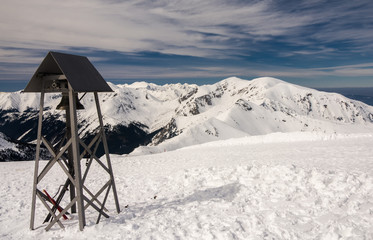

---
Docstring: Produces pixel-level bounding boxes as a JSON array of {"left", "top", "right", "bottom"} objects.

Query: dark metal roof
[{"left": 24, "top": 51, "right": 113, "bottom": 92}]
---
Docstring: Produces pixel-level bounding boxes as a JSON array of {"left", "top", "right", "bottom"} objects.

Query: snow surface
[{"left": 1, "top": 132, "right": 372, "bottom": 239}]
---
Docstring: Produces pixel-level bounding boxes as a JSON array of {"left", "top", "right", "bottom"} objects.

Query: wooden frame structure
[{"left": 24, "top": 52, "right": 120, "bottom": 231}]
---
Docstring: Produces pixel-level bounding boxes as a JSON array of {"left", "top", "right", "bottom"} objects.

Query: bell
[{"left": 56, "top": 93, "right": 85, "bottom": 110}]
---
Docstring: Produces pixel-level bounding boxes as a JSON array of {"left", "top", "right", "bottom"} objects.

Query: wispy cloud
[
  {"left": 0, "top": 49, "right": 43, "bottom": 63},
  {"left": 96, "top": 61, "right": 373, "bottom": 82},
  {"left": 0, "top": 0, "right": 373, "bottom": 87},
  {"left": 1, "top": 0, "right": 372, "bottom": 60}
]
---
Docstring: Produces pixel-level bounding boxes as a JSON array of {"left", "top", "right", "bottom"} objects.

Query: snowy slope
[
  {"left": 0, "top": 82, "right": 196, "bottom": 133},
  {"left": 0, "top": 132, "right": 372, "bottom": 239},
  {"left": 0, "top": 132, "right": 16, "bottom": 151},
  {"left": 0, "top": 81, "right": 197, "bottom": 154},
  {"left": 0, "top": 132, "right": 49, "bottom": 161},
  {"left": 1, "top": 77, "right": 373, "bottom": 156},
  {"left": 135, "top": 77, "right": 373, "bottom": 154}
]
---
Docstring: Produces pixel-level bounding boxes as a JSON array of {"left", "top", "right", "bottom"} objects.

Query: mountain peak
[
  {"left": 214, "top": 77, "right": 292, "bottom": 93},
  {"left": 219, "top": 76, "right": 246, "bottom": 83},
  {"left": 251, "top": 77, "right": 288, "bottom": 87}
]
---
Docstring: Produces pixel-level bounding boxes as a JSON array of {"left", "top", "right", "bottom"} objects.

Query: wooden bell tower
[{"left": 24, "top": 51, "right": 120, "bottom": 231}]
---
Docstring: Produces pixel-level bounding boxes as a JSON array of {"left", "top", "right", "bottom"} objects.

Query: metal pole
[
  {"left": 68, "top": 87, "right": 85, "bottom": 230},
  {"left": 94, "top": 92, "right": 120, "bottom": 213},
  {"left": 30, "top": 90, "right": 45, "bottom": 230}
]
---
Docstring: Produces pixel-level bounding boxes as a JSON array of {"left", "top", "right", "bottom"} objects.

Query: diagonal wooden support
[
  {"left": 79, "top": 138, "right": 110, "bottom": 174},
  {"left": 57, "top": 159, "right": 77, "bottom": 186},
  {"left": 83, "top": 180, "right": 110, "bottom": 212},
  {"left": 41, "top": 135, "right": 70, "bottom": 163},
  {"left": 83, "top": 189, "right": 110, "bottom": 218},
  {"left": 44, "top": 131, "right": 77, "bottom": 214},
  {"left": 36, "top": 190, "right": 65, "bottom": 229},
  {"left": 43, "top": 189, "right": 68, "bottom": 220},
  {"left": 44, "top": 178, "right": 71, "bottom": 223},
  {"left": 83, "top": 195, "right": 110, "bottom": 219},
  {"left": 83, "top": 157, "right": 94, "bottom": 183},
  {"left": 81, "top": 134, "right": 102, "bottom": 183},
  {"left": 45, "top": 197, "right": 78, "bottom": 231},
  {"left": 96, "top": 183, "right": 112, "bottom": 224},
  {"left": 55, "top": 131, "right": 68, "bottom": 151},
  {"left": 42, "top": 136, "right": 67, "bottom": 158},
  {"left": 37, "top": 138, "right": 72, "bottom": 183},
  {"left": 80, "top": 129, "right": 102, "bottom": 160}
]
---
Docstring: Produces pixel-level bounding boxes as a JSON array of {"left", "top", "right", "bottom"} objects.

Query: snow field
[{"left": 0, "top": 132, "right": 372, "bottom": 239}]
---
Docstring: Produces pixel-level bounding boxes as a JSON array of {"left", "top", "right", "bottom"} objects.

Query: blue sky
[{"left": 1, "top": 0, "right": 373, "bottom": 91}]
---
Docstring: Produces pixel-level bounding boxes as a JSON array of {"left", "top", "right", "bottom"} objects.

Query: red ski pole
[{"left": 43, "top": 189, "right": 68, "bottom": 220}]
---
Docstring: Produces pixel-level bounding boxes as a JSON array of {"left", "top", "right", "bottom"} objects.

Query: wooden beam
[
  {"left": 36, "top": 191, "right": 65, "bottom": 230},
  {"left": 94, "top": 92, "right": 121, "bottom": 213},
  {"left": 96, "top": 184, "right": 112, "bottom": 224},
  {"left": 37, "top": 138, "right": 72, "bottom": 183},
  {"left": 83, "top": 180, "right": 110, "bottom": 212},
  {"left": 82, "top": 195, "right": 110, "bottom": 219},
  {"left": 68, "top": 85, "right": 86, "bottom": 230},
  {"left": 30, "top": 90, "right": 45, "bottom": 230},
  {"left": 45, "top": 197, "right": 77, "bottom": 231}
]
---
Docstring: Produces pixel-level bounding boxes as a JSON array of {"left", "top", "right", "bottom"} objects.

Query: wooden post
[
  {"left": 65, "top": 103, "right": 76, "bottom": 213},
  {"left": 68, "top": 86, "right": 85, "bottom": 230},
  {"left": 94, "top": 92, "right": 120, "bottom": 213},
  {"left": 30, "top": 90, "right": 45, "bottom": 230}
]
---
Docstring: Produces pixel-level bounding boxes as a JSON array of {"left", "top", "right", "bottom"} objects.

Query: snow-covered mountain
[
  {"left": 141, "top": 77, "right": 373, "bottom": 153},
  {"left": 0, "top": 132, "right": 49, "bottom": 161},
  {"left": 1, "top": 77, "right": 373, "bottom": 157},
  {"left": 0, "top": 81, "right": 197, "bottom": 156}
]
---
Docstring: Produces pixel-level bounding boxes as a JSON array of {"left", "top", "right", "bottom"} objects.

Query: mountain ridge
[
  {"left": 0, "top": 77, "right": 373, "bottom": 159},
  {"left": 140, "top": 77, "right": 373, "bottom": 153}
]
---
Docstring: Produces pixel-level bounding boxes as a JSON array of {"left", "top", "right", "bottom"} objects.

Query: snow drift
[{"left": 0, "top": 132, "right": 372, "bottom": 239}]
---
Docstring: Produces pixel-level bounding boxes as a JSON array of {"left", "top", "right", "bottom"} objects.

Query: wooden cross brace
[{"left": 35, "top": 131, "right": 115, "bottom": 230}]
